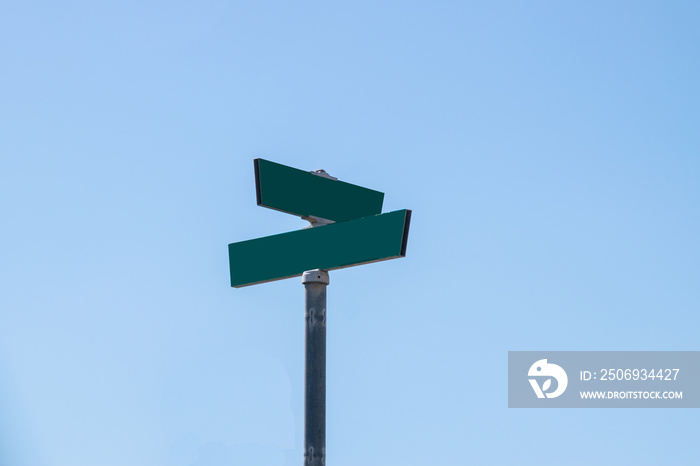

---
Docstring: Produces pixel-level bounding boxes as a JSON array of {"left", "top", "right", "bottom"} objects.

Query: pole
[{"left": 302, "top": 269, "right": 329, "bottom": 466}]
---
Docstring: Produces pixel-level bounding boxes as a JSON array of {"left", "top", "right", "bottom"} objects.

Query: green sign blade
[
  {"left": 229, "top": 209, "right": 411, "bottom": 287},
  {"left": 254, "top": 158, "right": 385, "bottom": 222}
]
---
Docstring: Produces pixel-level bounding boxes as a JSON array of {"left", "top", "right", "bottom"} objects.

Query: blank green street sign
[
  {"left": 255, "top": 158, "right": 384, "bottom": 222},
  {"left": 229, "top": 209, "right": 411, "bottom": 287}
]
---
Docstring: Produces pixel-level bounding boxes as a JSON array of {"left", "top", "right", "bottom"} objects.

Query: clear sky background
[{"left": 1, "top": 1, "right": 699, "bottom": 465}]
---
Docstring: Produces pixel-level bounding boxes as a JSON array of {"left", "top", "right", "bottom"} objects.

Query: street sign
[
  {"left": 229, "top": 209, "right": 411, "bottom": 287},
  {"left": 229, "top": 159, "right": 411, "bottom": 465},
  {"left": 255, "top": 158, "right": 385, "bottom": 222}
]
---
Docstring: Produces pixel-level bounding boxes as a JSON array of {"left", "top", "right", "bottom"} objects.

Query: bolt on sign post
[{"left": 228, "top": 159, "right": 412, "bottom": 465}]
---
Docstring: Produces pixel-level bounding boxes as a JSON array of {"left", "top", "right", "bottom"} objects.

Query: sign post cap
[{"left": 302, "top": 269, "right": 330, "bottom": 285}]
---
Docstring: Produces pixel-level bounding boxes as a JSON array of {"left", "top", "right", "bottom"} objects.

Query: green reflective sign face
[
  {"left": 255, "top": 158, "right": 384, "bottom": 222},
  {"left": 229, "top": 209, "right": 411, "bottom": 287}
]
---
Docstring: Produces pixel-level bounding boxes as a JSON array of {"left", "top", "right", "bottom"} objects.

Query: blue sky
[{"left": 1, "top": 1, "right": 699, "bottom": 465}]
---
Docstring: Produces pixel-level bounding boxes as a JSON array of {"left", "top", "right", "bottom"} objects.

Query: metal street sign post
[
  {"left": 302, "top": 269, "right": 328, "bottom": 466},
  {"left": 229, "top": 159, "right": 412, "bottom": 465}
]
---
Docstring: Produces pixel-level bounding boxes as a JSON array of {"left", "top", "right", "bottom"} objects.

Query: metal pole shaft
[{"left": 302, "top": 269, "right": 329, "bottom": 466}]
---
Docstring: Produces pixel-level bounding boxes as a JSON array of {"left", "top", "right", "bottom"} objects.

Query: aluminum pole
[{"left": 302, "top": 269, "right": 329, "bottom": 466}]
